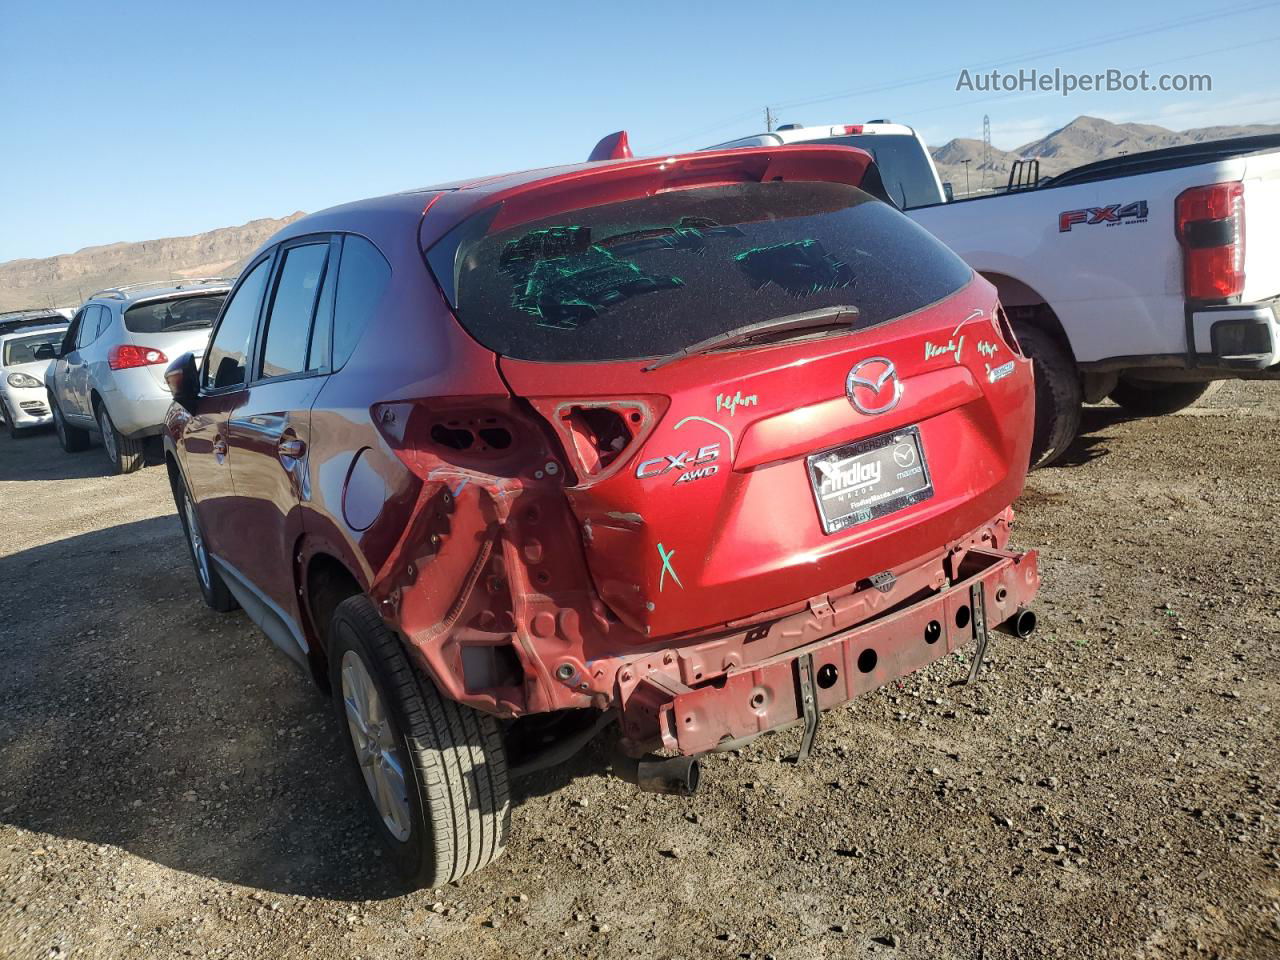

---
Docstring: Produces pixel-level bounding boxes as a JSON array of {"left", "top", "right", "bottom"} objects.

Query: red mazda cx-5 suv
[{"left": 163, "top": 144, "right": 1040, "bottom": 886}]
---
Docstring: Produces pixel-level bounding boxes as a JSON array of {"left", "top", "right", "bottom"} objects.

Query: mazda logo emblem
[{"left": 845, "top": 357, "right": 901, "bottom": 415}]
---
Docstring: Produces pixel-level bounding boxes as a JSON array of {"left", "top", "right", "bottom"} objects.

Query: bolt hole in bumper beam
[{"left": 619, "top": 547, "right": 1038, "bottom": 758}]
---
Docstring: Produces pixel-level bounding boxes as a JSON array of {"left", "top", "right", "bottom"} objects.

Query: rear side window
[
  {"left": 332, "top": 236, "right": 391, "bottom": 369},
  {"left": 205, "top": 259, "right": 270, "bottom": 389},
  {"left": 259, "top": 242, "right": 329, "bottom": 379},
  {"left": 124, "top": 294, "right": 227, "bottom": 335},
  {"left": 429, "top": 181, "right": 971, "bottom": 363}
]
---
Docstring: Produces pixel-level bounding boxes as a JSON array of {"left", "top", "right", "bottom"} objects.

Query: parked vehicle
[
  {"left": 36, "top": 279, "right": 230, "bottom": 472},
  {"left": 701, "top": 123, "right": 1280, "bottom": 464},
  {"left": 163, "top": 144, "right": 1040, "bottom": 886},
  {"left": 0, "top": 311, "right": 69, "bottom": 438}
]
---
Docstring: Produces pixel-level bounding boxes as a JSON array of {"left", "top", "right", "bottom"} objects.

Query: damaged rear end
[{"left": 385, "top": 145, "right": 1038, "bottom": 765}]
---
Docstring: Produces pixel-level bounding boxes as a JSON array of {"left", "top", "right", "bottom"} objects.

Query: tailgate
[
  {"left": 1243, "top": 150, "right": 1280, "bottom": 304},
  {"left": 501, "top": 279, "right": 1033, "bottom": 639}
]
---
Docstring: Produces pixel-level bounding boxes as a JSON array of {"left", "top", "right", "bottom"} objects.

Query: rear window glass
[
  {"left": 428, "top": 181, "right": 971, "bottom": 363},
  {"left": 4, "top": 331, "right": 65, "bottom": 366},
  {"left": 124, "top": 294, "right": 227, "bottom": 334},
  {"left": 818, "top": 135, "right": 942, "bottom": 209}
]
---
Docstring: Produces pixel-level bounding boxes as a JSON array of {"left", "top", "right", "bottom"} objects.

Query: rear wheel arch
[
  {"left": 301, "top": 548, "right": 367, "bottom": 693},
  {"left": 981, "top": 272, "right": 1076, "bottom": 361}
]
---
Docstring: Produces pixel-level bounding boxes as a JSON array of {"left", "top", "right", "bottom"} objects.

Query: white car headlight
[{"left": 6, "top": 373, "right": 42, "bottom": 389}]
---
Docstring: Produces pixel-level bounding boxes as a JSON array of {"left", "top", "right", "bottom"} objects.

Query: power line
[
  {"left": 652, "top": 0, "right": 1280, "bottom": 150},
  {"left": 773, "top": 0, "right": 1279, "bottom": 113}
]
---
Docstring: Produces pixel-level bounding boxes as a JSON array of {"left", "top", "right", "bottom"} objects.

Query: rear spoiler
[
  {"left": 422, "top": 142, "right": 894, "bottom": 252},
  {"left": 584, "top": 129, "right": 894, "bottom": 206}
]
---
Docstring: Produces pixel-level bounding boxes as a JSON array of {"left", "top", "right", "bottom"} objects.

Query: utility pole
[
  {"left": 982, "top": 114, "right": 991, "bottom": 189},
  {"left": 961, "top": 159, "right": 971, "bottom": 196},
  {"left": 765, "top": 106, "right": 776, "bottom": 133}
]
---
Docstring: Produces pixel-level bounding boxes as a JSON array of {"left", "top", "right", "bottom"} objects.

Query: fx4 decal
[{"left": 1058, "top": 201, "right": 1148, "bottom": 233}]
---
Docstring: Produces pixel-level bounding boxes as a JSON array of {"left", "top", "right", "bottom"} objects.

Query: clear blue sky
[{"left": 2, "top": 0, "right": 1278, "bottom": 263}]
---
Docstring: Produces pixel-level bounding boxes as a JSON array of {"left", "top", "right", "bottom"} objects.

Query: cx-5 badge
[{"left": 845, "top": 357, "right": 901, "bottom": 415}]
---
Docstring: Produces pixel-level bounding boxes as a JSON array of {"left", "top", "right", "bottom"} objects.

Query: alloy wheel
[
  {"left": 98, "top": 408, "right": 118, "bottom": 464},
  {"left": 340, "top": 648, "right": 412, "bottom": 841},
  {"left": 182, "top": 492, "right": 211, "bottom": 590}
]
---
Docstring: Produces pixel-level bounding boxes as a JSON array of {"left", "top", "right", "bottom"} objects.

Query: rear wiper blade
[{"left": 641, "top": 305, "right": 860, "bottom": 372}]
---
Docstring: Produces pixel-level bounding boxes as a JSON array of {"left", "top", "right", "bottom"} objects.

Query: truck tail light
[
  {"left": 108, "top": 344, "right": 168, "bottom": 370},
  {"left": 1176, "top": 181, "right": 1244, "bottom": 300},
  {"left": 841, "top": 125, "right": 863, "bottom": 135}
]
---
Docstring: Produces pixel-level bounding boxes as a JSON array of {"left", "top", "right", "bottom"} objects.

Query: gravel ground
[{"left": 1, "top": 385, "right": 1278, "bottom": 960}]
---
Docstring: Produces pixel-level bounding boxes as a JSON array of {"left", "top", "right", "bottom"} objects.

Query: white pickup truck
[{"left": 704, "top": 122, "right": 1280, "bottom": 464}]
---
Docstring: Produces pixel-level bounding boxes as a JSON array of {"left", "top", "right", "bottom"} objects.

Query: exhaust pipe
[
  {"left": 613, "top": 754, "right": 701, "bottom": 796},
  {"left": 997, "top": 608, "right": 1037, "bottom": 639}
]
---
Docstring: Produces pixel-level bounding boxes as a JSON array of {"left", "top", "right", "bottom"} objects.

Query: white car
[
  {"left": 40, "top": 279, "right": 230, "bottom": 472},
  {"left": 702, "top": 122, "right": 1280, "bottom": 463},
  {"left": 0, "top": 314, "right": 69, "bottom": 439}
]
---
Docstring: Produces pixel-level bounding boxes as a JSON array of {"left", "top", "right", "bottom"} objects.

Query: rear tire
[
  {"left": 1109, "top": 378, "right": 1216, "bottom": 417},
  {"left": 172, "top": 475, "right": 238, "bottom": 612},
  {"left": 51, "top": 396, "right": 89, "bottom": 452},
  {"left": 328, "top": 595, "right": 510, "bottom": 887},
  {"left": 1014, "top": 323, "right": 1082, "bottom": 468},
  {"left": 97, "top": 403, "right": 144, "bottom": 474}
]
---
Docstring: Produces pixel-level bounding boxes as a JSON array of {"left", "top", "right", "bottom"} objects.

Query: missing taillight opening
[
  {"left": 561, "top": 406, "right": 634, "bottom": 475},
  {"left": 994, "top": 305, "right": 1023, "bottom": 356}
]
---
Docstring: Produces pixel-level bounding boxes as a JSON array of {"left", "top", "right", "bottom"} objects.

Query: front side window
[
  {"left": 259, "top": 242, "right": 329, "bottom": 379},
  {"left": 204, "top": 258, "right": 271, "bottom": 389},
  {"left": 62, "top": 312, "right": 84, "bottom": 354},
  {"left": 76, "top": 306, "right": 102, "bottom": 350},
  {"left": 428, "top": 180, "right": 972, "bottom": 363},
  {"left": 332, "top": 236, "right": 391, "bottom": 369}
]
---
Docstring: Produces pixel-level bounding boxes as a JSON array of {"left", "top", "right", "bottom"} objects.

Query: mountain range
[
  {"left": 930, "top": 115, "right": 1280, "bottom": 195},
  {"left": 4, "top": 115, "right": 1280, "bottom": 311}
]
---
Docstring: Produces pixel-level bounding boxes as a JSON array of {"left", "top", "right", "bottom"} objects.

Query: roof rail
[{"left": 89, "top": 277, "right": 233, "bottom": 300}]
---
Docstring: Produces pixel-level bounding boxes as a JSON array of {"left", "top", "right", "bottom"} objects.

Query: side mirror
[
  {"left": 33, "top": 343, "right": 58, "bottom": 360},
  {"left": 164, "top": 352, "right": 199, "bottom": 413},
  {"left": 942, "top": 181, "right": 955, "bottom": 202}
]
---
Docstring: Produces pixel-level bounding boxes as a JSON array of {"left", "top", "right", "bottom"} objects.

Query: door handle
[
  {"left": 278, "top": 438, "right": 307, "bottom": 459},
  {"left": 212, "top": 438, "right": 227, "bottom": 458}
]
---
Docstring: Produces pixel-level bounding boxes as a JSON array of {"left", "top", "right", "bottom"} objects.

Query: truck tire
[
  {"left": 173, "top": 476, "right": 238, "bottom": 612},
  {"left": 97, "top": 403, "right": 144, "bottom": 474},
  {"left": 328, "top": 594, "right": 510, "bottom": 886},
  {"left": 51, "top": 396, "right": 90, "bottom": 452},
  {"left": 1109, "top": 378, "right": 1215, "bottom": 417},
  {"left": 1013, "top": 323, "right": 1082, "bottom": 468}
]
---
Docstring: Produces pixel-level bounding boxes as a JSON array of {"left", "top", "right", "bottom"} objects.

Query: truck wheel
[
  {"left": 51, "top": 397, "right": 90, "bottom": 452},
  {"left": 328, "top": 594, "right": 510, "bottom": 887},
  {"left": 97, "top": 404, "right": 144, "bottom": 474},
  {"left": 1109, "top": 378, "right": 1216, "bottom": 417},
  {"left": 1014, "top": 324, "right": 1082, "bottom": 468},
  {"left": 173, "top": 478, "right": 238, "bottom": 612}
]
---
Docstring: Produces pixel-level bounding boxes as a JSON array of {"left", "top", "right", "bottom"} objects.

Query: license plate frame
[{"left": 806, "top": 426, "right": 933, "bottom": 535}]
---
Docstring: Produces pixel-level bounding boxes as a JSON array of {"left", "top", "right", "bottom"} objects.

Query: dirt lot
[{"left": 1, "top": 385, "right": 1278, "bottom": 960}]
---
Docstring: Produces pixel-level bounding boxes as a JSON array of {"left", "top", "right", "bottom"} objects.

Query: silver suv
[{"left": 41, "top": 279, "right": 230, "bottom": 473}]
